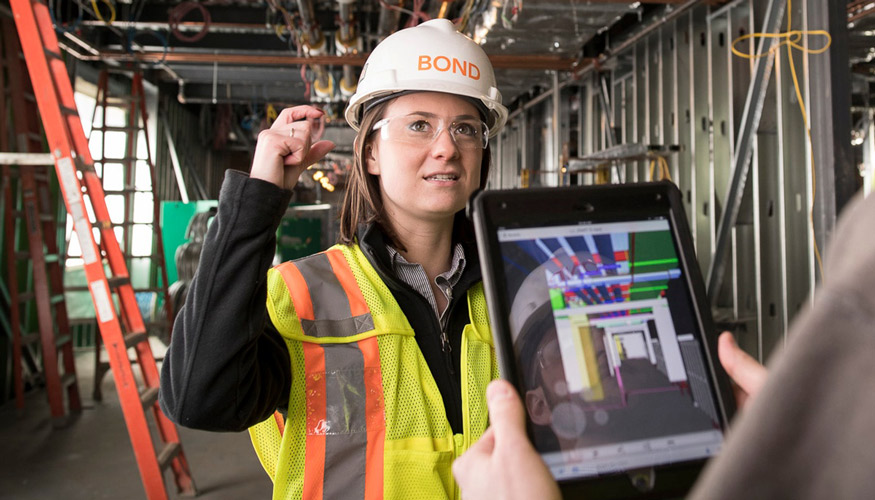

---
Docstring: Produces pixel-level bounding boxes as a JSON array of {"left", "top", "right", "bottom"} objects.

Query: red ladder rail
[
  {"left": 10, "top": 0, "right": 197, "bottom": 497},
  {"left": 88, "top": 70, "right": 176, "bottom": 401},
  {"left": 131, "top": 73, "right": 174, "bottom": 335},
  {"left": 1, "top": 16, "right": 80, "bottom": 424}
]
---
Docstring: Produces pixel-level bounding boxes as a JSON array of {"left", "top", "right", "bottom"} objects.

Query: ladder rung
[
  {"left": 60, "top": 373, "right": 77, "bottom": 388},
  {"left": 95, "top": 125, "right": 139, "bottom": 132},
  {"left": 98, "top": 157, "right": 140, "bottom": 163},
  {"left": 140, "top": 386, "right": 159, "bottom": 409},
  {"left": 26, "top": 132, "right": 42, "bottom": 142},
  {"left": 105, "top": 96, "right": 138, "bottom": 104},
  {"left": 107, "top": 277, "right": 130, "bottom": 289},
  {"left": 103, "top": 102, "right": 140, "bottom": 110},
  {"left": 60, "top": 105, "right": 78, "bottom": 116},
  {"left": 45, "top": 253, "right": 62, "bottom": 263},
  {"left": 39, "top": 214, "right": 54, "bottom": 221},
  {"left": 33, "top": 172, "right": 49, "bottom": 182},
  {"left": 44, "top": 48, "right": 63, "bottom": 61},
  {"left": 157, "top": 442, "right": 182, "bottom": 471},
  {"left": 22, "top": 332, "right": 40, "bottom": 345},
  {"left": 55, "top": 334, "right": 72, "bottom": 347},
  {"left": 24, "top": 93, "right": 37, "bottom": 104},
  {"left": 50, "top": 293, "right": 66, "bottom": 305},
  {"left": 124, "top": 330, "right": 148, "bottom": 349}
]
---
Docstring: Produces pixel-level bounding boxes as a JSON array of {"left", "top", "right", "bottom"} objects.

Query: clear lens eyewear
[{"left": 372, "top": 114, "right": 489, "bottom": 150}]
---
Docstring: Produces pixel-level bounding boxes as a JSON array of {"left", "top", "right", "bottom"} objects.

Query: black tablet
[{"left": 469, "top": 182, "right": 735, "bottom": 499}]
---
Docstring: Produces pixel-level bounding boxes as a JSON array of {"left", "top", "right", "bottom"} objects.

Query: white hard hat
[{"left": 345, "top": 19, "right": 507, "bottom": 137}]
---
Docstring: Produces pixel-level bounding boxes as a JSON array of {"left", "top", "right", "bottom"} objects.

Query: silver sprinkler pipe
[
  {"left": 377, "top": 0, "right": 401, "bottom": 40},
  {"left": 336, "top": 0, "right": 361, "bottom": 98},
  {"left": 296, "top": 0, "right": 332, "bottom": 96}
]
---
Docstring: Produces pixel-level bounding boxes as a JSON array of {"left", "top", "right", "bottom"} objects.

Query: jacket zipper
[
  {"left": 440, "top": 287, "right": 456, "bottom": 376},
  {"left": 364, "top": 244, "right": 464, "bottom": 426}
]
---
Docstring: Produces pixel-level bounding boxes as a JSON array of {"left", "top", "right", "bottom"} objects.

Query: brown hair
[{"left": 338, "top": 97, "right": 492, "bottom": 247}]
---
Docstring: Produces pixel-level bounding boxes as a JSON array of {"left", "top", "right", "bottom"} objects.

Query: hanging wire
[
  {"left": 378, "top": 0, "right": 430, "bottom": 26},
  {"left": 300, "top": 64, "right": 312, "bottom": 101},
  {"left": 731, "top": 0, "right": 831, "bottom": 281},
  {"left": 501, "top": 0, "right": 522, "bottom": 29},
  {"left": 437, "top": 0, "right": 452, "bottom": 19},
  {"left": 129, "top": 0, "right": 148, "bottom": 23},
  {"left": 61, "top": 0, "right": 154, "bottom": 68},
  {"left": 405, "top": 0, "right": 431, "bottom": 28},
  {"left": 456, "top": 0, "right": 475, "bottom": 30},
  {"left": 127, "top": 29, "right": 169, "bottom": 66},
  {"left": 49, "top": 0, "right": 84, "bottom": 33},
  {"left": 648, "top": 155, "right": 672, "bottom": 182},
  {"left": 168, "top": 1, "right": 212, "bottom": 43},
  {"left": 265, "top": 0, "right": 301, "bottom": 50},
  {"left": 90, "top": 0, "right": 116, "bottom": 25}
]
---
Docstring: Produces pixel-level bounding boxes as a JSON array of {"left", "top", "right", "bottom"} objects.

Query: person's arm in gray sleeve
[{"left": 159, "top": 169, "right": 292, "bottom": 432}]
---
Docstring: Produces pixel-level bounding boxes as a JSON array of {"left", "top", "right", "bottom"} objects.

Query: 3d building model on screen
[{"left": 499, "top": 220, "right": 723, "bottom": 477}]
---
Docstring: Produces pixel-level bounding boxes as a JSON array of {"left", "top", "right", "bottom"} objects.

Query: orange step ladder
[
  {"left": 87, "top": 69, "right": 175, "bottom": 401},
  {"left": 1, "top": 15, "right": 80, "bottom": 425},
  {"left": 10, "top": 0, "right": 197, "bottom": 497}
]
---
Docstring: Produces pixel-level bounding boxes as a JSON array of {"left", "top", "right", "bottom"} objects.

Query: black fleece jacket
[{"left": 159, "top": 170, "right": 480, "bottom": 434}]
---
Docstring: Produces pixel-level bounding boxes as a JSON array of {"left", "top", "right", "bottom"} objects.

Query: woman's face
[{"left": 365, "top": 92, "right": 484, "bottom": 227}]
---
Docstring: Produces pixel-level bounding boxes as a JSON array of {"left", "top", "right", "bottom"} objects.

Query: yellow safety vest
[{"left": 249, "top": 243, "right": 499, "bottom": 500}]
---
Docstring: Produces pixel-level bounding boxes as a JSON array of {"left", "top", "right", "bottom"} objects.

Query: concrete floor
[{"left": 0, "top": 345, "right": 273, "bottom": 500}]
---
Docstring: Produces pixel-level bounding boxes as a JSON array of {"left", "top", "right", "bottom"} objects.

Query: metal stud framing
[{"left": 494, "top": 0, "right": 854, "bottom": 363}]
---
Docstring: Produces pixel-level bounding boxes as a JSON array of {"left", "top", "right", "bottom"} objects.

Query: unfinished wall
[{"left": 494, "top": 0, "right": 860, "bottom": 363}]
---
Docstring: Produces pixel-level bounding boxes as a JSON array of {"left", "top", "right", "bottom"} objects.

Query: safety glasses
[{"left": 372, "top": 113, "right": 489, "bottom": 150}]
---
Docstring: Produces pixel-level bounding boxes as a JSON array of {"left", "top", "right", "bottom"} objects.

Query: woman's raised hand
[{"left": 249, "top": 105, "right": 336, "bottom": 190}]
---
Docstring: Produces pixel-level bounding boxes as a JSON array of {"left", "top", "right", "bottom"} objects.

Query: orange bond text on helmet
[{"left": 417, "top": 55, "right": 481, "bottom": 80}]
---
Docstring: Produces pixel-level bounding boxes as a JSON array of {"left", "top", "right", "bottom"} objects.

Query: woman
[{"left": 159, "top": 19, "right": 508, "bottom": 500}]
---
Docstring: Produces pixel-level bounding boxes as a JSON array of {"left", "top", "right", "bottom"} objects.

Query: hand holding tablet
[{"left": 469, "top": 182, "right": 736, "bottom": 498}]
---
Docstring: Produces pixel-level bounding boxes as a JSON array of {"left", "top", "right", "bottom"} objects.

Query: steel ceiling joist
[
  {"left": 45, "top": 0, "right": 657, "bottom": 105},
  {"left": 92, "top": 50, "right": 580, "bottom": 71}
]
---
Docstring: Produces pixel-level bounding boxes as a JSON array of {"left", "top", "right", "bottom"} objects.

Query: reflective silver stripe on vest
[
  {"left": 295, "top": 253, "right": 375, "bottom": 338},
  {"left": 322, "top": 342, "right": 368, "bottom": 500}
]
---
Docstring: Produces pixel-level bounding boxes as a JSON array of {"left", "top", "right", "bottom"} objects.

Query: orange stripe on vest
[
  {"left": 325, "top": 248, "right": 370, "bottom": 317},
  {"left": 302, "top": 342, "right": 326, "bottom": 499},
  {"left": 276, "top": 262, "right": 315, "bottom": 321}
]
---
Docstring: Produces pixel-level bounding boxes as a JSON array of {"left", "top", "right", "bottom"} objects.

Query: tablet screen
[{"left": 497, "top": 216, "right": 724, "bottom": 481}]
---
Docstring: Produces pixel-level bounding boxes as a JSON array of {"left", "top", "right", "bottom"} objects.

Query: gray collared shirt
[{"left": 386, "top": 243, "right": 466, "bottom": 329}]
